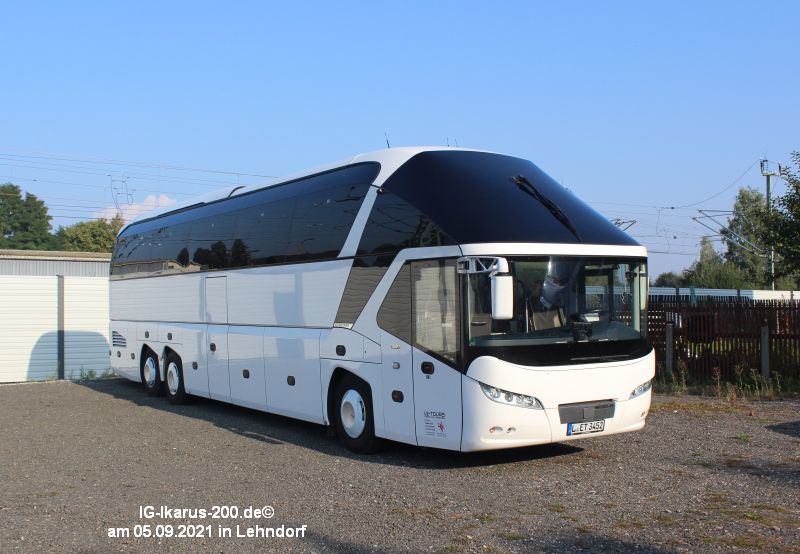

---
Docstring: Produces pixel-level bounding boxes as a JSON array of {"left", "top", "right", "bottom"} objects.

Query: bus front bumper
[{"left": 460, "top": 370, "right": 653, "bottom": 452}]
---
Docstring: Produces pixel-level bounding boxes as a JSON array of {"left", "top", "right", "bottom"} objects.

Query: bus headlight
[
  {"left": 479, "top": 382, "right": 543, "bottom": 409},
  {"left": 629, "top": 380, "right": 652, "bottom": 399}
]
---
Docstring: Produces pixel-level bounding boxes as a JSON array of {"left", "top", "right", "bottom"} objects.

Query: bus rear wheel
[
  {"left": 141, "top": 350, "right": 163, "bottom": 396},
  {"left": 165, "top": 353, "right": 190, "bottom": 405},
  {"left": 334, "top": 374, "right": 381, "bottom": 454}
]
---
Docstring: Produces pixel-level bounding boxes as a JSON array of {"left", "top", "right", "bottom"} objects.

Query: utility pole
[{"left": 760, "top": 159, "right": 778, "bottom": 290}]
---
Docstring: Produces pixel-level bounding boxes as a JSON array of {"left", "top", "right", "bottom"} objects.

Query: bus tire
[
  {"left": 334, "top": 374, "right": 381, "bottom": 454},
  {"left": 164, "top": 352, "right": 190, "bottom": 405},
  {"left": 141, "top": 350, "right": 164, "bottom": 396}
]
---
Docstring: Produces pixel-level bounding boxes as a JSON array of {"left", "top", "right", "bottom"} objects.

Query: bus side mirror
[
  {"left": 491, "top": 273, "right": 514, "bottom": 320},
  {"left": 457, "top": 256, "right": 515, "bottom": 321}
]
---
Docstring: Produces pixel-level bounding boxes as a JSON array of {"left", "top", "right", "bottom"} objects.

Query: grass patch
[
  {"left": 547, "top": 503, "right": 567, "bottom": 513},
  {"left": 734, "top": 433, "right": 752, "bottom": 443},
  {"left": 718, "top": 454, "right": 760, "bottom": 470},
  {"left": 705, "top": 491, "right": 729, "bottom": 503},
  {"left": 476, "top": 513, "right": 497, "bottom": 524},
  {"left": 389, "top": 507, "right": 438, "bottom": 519},
  {"left": 615, "top": 519, "right": 646, "bottom": 529},
  {"left": 654, "top": 514, "right": 676, "bottom": 525},
  {"left": 750, "top": 504, "right": 790, "bottom": 514},
  {"left": 498, "top": 532, "right": 526, "bottom": 541},
  {"left": 655, "top": 363, "right": 800, "bottom": 401},
  {"left": 650, "top": 398, "right": 741, "bottom": 414},
  {"left": 719, "top": 508, "right": 767, "bottom": 523},
  {"left": 712, "top": 534, "right": 768, "bottom": 549}
]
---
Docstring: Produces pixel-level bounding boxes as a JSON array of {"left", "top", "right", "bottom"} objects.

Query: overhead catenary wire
[
  {"left": 666, "top": 158, "right": 761, "bottom": 209},
  {"left": 0, "top": 149, "right": 276, "bottom": 179},
  {"left": 0, "top": 159, "right": 253, "bottom": 188},
  {"left": 0, "top": 174, "right": 195, "bottom": 196}
]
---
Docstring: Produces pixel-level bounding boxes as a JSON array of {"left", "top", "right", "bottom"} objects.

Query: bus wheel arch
[
  {"left": 328, "top": 369, "right": 381, "bottom": 454},
  {"left": 140, "top": 345, "right": 163, "bottom": 396},
  {"left": 163, "top": 348, "right": 190, "bottom": 405}
]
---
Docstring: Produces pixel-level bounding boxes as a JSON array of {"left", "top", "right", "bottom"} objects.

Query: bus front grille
[{"left": 558, "top": 400, "right": 615, "bottom": 424}]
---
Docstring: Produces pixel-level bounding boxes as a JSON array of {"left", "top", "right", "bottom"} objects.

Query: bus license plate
[{"left": 567, "top": 420, "right": 605, "bottom": 436}]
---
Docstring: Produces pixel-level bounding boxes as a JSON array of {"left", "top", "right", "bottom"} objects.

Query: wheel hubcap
[
  {"left": 166, "top": 362, "right": 179, "bottom": 395},
  {"left": 144, "top": 357, "right": 157, "bottom": 387},
  {"left": 340, "top": 389, "right": 366, "bottom": 438}
]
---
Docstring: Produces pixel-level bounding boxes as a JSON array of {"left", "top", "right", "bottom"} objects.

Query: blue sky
[{"left": 1, "top": 1, "right": 798, "bottom": 277}]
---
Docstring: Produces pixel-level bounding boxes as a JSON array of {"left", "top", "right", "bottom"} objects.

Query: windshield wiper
[{"left": 510, "top": 175, "right": 581, "bottom": 240}]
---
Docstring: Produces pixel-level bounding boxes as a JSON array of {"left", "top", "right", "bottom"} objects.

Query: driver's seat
[{"left": 531, "top": 308, "right": 565, "bottom": 330}]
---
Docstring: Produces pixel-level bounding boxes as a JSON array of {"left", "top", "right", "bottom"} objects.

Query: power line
[
  {"left": 667, "top": 158, "right": 761, "bottom": 209},
  {"left": 0, "top": 149, "right": 276, "bottom": 179},
  {"left": 0, "top": 174, "right": 194, "bottom": 196},
  {"left": 647, "top": 250, "right": 698, "bottom": 255},
  {"left": 0, "top": 158, "right": 255, "bottom": 188}
]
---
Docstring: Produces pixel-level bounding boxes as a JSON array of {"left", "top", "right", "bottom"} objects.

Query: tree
[
  {"left": 0, "top": 183, "right": 53, "bottom": 250},
  {"left": 58, "top": 214, "right": 125, "bottom": 253},
  {"left": 682, "top": 237, "right": 750, "bottom": 289},
  {"left": 765, "top": 151, "right": 800, "bottom": 283},
  {"left": 723, "top": 187, "right": 769, "bottom": 288},
  {"left": 653, "top": 271, "right": 685, "bottom": 288}
]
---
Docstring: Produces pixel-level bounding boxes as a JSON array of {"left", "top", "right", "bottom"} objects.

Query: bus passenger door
[
  {"left": 410, "top": 260, "right": 463, "bottom": 450},
  {"left": 205, "top": 276, "right": 230, "bottom": 402}
]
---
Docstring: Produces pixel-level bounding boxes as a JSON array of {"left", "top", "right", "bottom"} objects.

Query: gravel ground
[{"left": 0, "top": 378, "right": 798, "bottom": 554}]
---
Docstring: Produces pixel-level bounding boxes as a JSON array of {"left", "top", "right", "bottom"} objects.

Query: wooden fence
[{"left": 648, "top": 298, "right": 800, "bottom": 381}]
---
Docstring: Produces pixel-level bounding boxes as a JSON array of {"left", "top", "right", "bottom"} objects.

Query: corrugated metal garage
[
  {"left": 0, "top": 250, "right": 111, "bottom": 383},
  {"left": 0, "top": 249, "right": 110, "bottom": 277}
]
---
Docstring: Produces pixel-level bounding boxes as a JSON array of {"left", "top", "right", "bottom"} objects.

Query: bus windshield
[{"left": 465, "top": 257, "right": 649, "bottom": 365}]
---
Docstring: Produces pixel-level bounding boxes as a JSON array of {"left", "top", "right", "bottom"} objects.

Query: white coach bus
[{"left": 110, "top": 148, "right": 653, "bottom": 453}]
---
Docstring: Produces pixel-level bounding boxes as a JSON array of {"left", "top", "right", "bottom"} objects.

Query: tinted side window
[
  {"left": 356, "top": 191, "right": 455, "bottom": 257},
  {"left": 377, "top": 263, "right": 412, "bottom": 344},
  {"left": 112, "top": 230, "right": 153, "bottom": 275},
  {"left": 111, "top": 162, "right": 380, "bottom": 277},
  {"left": 189, "top": 212, "right": 236, "bottom": 270},
  {"left": 168, "top": 223, "right": 192, "bottom": 268},
  {"left": 112, "top": 213, "right": 193, "bottom": 276},
  {"left": 232, "top": 196, "right": 294, "bottom": 267},
  {"left": 286, "top": 183, "right": 370, "bottom": 263}
]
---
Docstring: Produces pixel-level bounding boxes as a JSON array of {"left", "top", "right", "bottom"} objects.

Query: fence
[{"left": 648, "top": 298, "right": 800, "bottom": 382}]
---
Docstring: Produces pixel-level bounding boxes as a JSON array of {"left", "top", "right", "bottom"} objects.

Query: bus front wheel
[{"left": 334, "top": 374, "right": 380, "bottom": 454}]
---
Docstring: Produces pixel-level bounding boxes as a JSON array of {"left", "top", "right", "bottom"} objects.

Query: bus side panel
[
  {"left": 110, "top": 275, "right": 204, "bottom": 323},
  {"left": 264, "top": 328, "right": 324, "bottom": 424},
  {"left": 173, "top": 323, "right": 209, "bottom": 399},
  {"left": 228, "top": 326, "right": 267, "bottom": 410},
  {"left": 226, "top": 261, "right": 352, "bottom": 328},
  {"left": 207, "top": 324, "right": 230, "bottom": 402},
  {"left": 109, "top": 320, "right": 138, "bottom": 381}
]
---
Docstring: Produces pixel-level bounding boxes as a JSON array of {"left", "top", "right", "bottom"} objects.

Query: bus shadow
[
  {"left": 767, "top": 420, "right": 800, "bottom": 438},
  {"left": 78, "top": 378, "right": 583, "bottom": 469}
]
